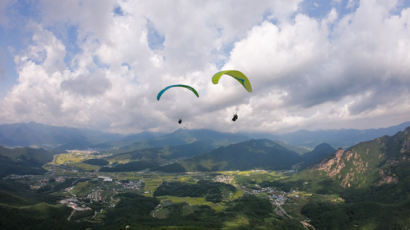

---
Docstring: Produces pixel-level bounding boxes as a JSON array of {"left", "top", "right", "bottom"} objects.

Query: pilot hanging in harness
[{"left": 232, "top": 114, "right": 238, "bottom": 122}]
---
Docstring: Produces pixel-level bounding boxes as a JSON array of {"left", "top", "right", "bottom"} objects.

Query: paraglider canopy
[
  {"left": 211, "top": 70, "right": 252, "bottom": 92},
  {"left": 157, "top": 84, "right": 198, "bottom": 125},
  {"left": 157, "top": 84, "right": 199, "bottom": 101}
]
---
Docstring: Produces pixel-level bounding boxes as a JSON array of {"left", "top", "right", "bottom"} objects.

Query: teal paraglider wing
[{"left": 157, "top": 84, "right": 199, "bottom": 101}]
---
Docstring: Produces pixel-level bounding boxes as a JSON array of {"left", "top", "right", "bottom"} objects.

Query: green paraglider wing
[
  {"left": 211, "top": 70, "right": 252, "bottom": 92},
  {"left": 157, "top": 84, "right": 199, "bottom": 101}
]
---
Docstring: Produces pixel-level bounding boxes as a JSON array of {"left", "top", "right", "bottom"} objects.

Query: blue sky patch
[
  {"left": 93, "top": 56, "right": 109, "bottom": 70},
  {"left": 64, "top": 25, "right": 81, "bottom": 70},
  {"left": 113, "top": 6, "right": 124, "bottom": 16},
  {"left": 300, "top": 0, "right": 360, "bottom": 19},
  {"left": 0, "top": 27, "right": 23, "bottom": 98},
  {"left": 146, "top": 19, "right": 165, "bottom": 50}
]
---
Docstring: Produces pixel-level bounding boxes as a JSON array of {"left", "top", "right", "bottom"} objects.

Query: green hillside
[
  {"left": 0, "top": 180, "right": 88, "bottom": 229},
  {"left": 300, "top": 143, "right": 336, "bottom": 169},
  {"left": 316, "top": 127, "right": 410, "bottom": 188},
  {"left": 108, "top": 141, "right": 214, "bottom": 163},
  {"left": 182, "top": 139, "right": 302, "bottom": 171},
  {"left": 293, "top": 127, "right": 410, "bottom": 229},
  {"left": 0, "top": 146, "right": 53, "bottom": 177}
]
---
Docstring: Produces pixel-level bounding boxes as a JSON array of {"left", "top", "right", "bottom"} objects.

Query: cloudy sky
[{"left": 0, "top": 0, "right": 410, "bottom": 134}]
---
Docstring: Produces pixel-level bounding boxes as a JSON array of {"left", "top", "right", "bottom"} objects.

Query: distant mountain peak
[
  {"left": 314, "top": 143, "right": 333, "bottom": 149},
  {"left": 247, "top": 121, "right": 410, "bottom": 148},
  {"left": 0, "top": 122, "right": 122, "bottom": 149}
]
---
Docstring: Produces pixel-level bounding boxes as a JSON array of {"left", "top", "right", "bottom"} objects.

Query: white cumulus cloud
[{"left": 1, "top": 0, "right": 410, "bottom": 134}]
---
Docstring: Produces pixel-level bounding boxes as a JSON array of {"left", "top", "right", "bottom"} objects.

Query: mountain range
[
  {"left": 1, "top": 121, "right": 409, "bottom": 151},
  {"left": 0, "top": 122, "right": 122, "bottom": 149},
  {"left": 1, "top": 121, "right": 409, "bottom": 187},
  {"left": 258, "top": 121, "right": 410, "bottom": 148},
  {"left": 114, "top": 129, "right": 248, "bottom": 153}
]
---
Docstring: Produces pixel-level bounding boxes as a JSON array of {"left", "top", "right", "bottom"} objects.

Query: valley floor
[{"left": 1, "top": 149, "right": 409, "bottom": 230}]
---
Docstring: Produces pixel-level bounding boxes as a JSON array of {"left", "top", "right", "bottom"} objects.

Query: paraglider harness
[
  {"left": 232, "top": 114, "right": 238, "bottom": 122},
  {"left": 178, "top": 118, "right": 182, "bottom": 124}
]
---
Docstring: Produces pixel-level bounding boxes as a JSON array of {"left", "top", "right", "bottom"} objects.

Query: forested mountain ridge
[
  {"left": 0, "top": 146, "right": 53, "bottom": 176},
  {"left": 116, "top": 128, "right": 249, "bottom": 153},
  {"left": 2, "top": 121, "right": 409, "bottom": 152},
  {"left": 182, "top": 139, "right": 302, "bottom": 171},
  {"left": 316, "top": 126, "right": 410, "bottom": 188},
  {"left": 299, "top": 143, "right": 336, "bottom": 169}
]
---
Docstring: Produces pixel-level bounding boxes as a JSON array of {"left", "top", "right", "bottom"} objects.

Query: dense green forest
[
  {"left": 154, "top": 180, "right": 236, "bottom": 203},
  {"left": 0, "top": 146, "right": 53, "bottom": 177}
]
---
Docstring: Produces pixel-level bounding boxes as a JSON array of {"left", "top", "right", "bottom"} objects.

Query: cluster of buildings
[
  {"left": 5, "top": 172, "right": 146, "bottom": 220},
  {"left": 95, "top": 176, "right": 144, "bottom": 191},
  {"left": 60, "top": 177, "right": 145, "bottom": 210},
  {"left": 4, "top": 174, "right": 52, "bottom": 190},
  {"left": 214, "top": 175, "right": 234, "bottom": 183},
  {"left": 60, "top": 197, "right": 91, "bottom": 211},
  {"left": 121, "top": 180, "right": 144, "bottom": 190},
  {"left": 271, "top": 193, "right": 287, "bottom": 206},
  {"left": 97, "top": 175, "right": 113, "bottom": 182},
  {"left": 3, "top": 174, "right": 32, "bottom": 180},
  {"left": 55, "top": 176, "right": 66, "bottom": 183},
  {"left": 244, "top": 186, "right": 290, "bottom": 207},
  {"left": 87, "top": 189, "right": 103, "bottom": 202}
]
